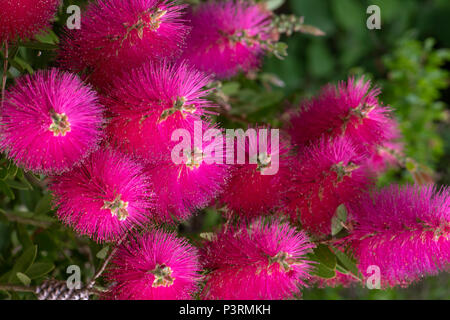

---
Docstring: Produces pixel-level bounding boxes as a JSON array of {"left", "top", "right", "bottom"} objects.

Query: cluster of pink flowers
[{"left": 1, "top": 0, "right": 448, "bottom": 300}]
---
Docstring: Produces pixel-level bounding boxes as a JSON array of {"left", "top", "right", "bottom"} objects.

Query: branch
[
  {"left": 2, "top": 211, "right": 53, "bottom": 228},
  {"left": 88, "top": 231, "right": 129, "bottom": 288},
  {"left": 0, "top": 284, "right": 36, "bottom": 293}
]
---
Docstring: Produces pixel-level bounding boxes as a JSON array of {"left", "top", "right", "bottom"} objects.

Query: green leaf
[
  {"left": 7, "top": 163, "right": 18, "bottom": 178},
  {"left": 26, "top": 263, "right": 55, "bottom": 279},
  {"left": 15, "top": 272, "right": 31, "bottom": 286},
  {"left": 331, "top": 204, "right": 348, "bottom": 236},
  {"left": 265, "top": 0, "right": 285, "bottom": 11},
  {"left": 16, "top": 224, "right": 33, "bottom": 249},
  {"left": 336, "top": 262, "right": 350, "bottom": 275},
  {"left": 312, "top": 263, "right": 336, "bottom": 279},
  {"left": 35, "top": 194, "right": 53, "bottom": 216},
  {"left": 6, "top": 179, "right": 31, "bottom": 190},
  {"left": 96, "top": 246, "right": 110, "bottom": 260},
  {"left": 19, "top": 41, "right": 58, "bottom": 51},
  {"left": 0, "top": 166, "right": 8, "bottom": 180},
  {"left": 0, "top": 180, "right": 15, "bottom": 199},
  {"left": 313, "top": 244, "right": 337, "bottom": 269},
  {"left": 13, "top": 56, "right": 33, "bottom": 74},
  {"left": 332, "top": 246, "right": 361, "bottom": 279},
  {"left": 10, "top": 245, "right": 37, "bottom": 279}
]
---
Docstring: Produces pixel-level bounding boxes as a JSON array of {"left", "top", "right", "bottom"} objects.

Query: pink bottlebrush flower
[
  {"left": 310, "top": 271, "right": 359, "bottom": 289},
  {"left": 105, "top": 229, "right": 201, "bottom": 300},
  {"left": 219, "top": 128, "right": 295, "bottom": 219},
  {"left": 0, "top": 0, "right": 60, "bottom": 42},
  {"left": 0, "top": 69, "right": 104, "bottom": 175},
  {"left": 105, "top": 61, "right": 214, "bottom": 163},
  {"left": 365, "top": 119, "right": 403, "bottom": 173},
  {"left": 348, "top": 184, "right": 450, "bottom": 287},
  {"left": 49, "top": 148, "right": 153, "bottom": 242},
  {"left": 286, "top": 137, "right": 372, "bottom": 236},
  {"left": 145, "top": 124, "right": 229, "bottom": 222},
  {"left": 287, "top": 77, "right": 392, "bottom": 154},
  {"left": 59, "top": 0, "right": 189, "bottom": 88},
  {"left": 201, "top": 218, "right": 315, "bottom": 300},
  {"left": 181, "top": 0, "right": 273, "bottom": 79}
]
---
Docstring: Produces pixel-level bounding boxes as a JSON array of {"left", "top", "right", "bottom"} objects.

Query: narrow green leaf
[
  {"left": 16, "top": 224, "right": 33, "bottom": 249},
  {"left": 0, "top": 180, "right": 15, "bottom": 199},
  {"left": 9, "top": 245, "right": 37, "bottom": 282},
  {"left": 331, "top": 204, "right": 348, "bottom": 236},
  {"left": 313, "top": 244, "right": 337, "bottom": 269},
  {"left": 7, "top": 163, "right": 18, "bottom": 178},
  {"left": 96, "top": 246, "right": 110, "bottom": 260},
  {"left": 336, "top": 262, "right": 350, "bottom": 275},
  {"left": 15, "top": 272, "right": 31, "bottom": 286},
  {"left": 332, "top": 246, "right": 361, "bottom": 279},
  {"left": 6, "top": 179, "right": 30, "bottom": 190},
  {"left": 35, "top": 194, "right": 53, "bottom": 216},
  {"left": 13, "top": 56, "right": 33, "bottom": 74},
  {"left": 265, "top": 0, "right": 285, "bottom": 11},
  {"left": 26, "top": 263, "right": 55, "bottom": 279},
  {"left": 19, "top": 41, "right": 58, "bottom": 51},
  {"left": 312, "top": 263, "right": 336, "bottom": 279}
]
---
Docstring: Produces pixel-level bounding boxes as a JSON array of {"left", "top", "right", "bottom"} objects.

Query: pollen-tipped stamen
[
  {"left": 149, "top": 264, "right": 175, "bottom": 288},
  {"left": 159, "top": 96, "right": 197, "bottom": 123},
  {"left": 102, "top": 195, "right": 129, "bottom": 221},
  {"left": 256, "top": 153, "right": 272, "bottom": 173},
  {"left": 268, "top": 251, "right": 301, "bottom": 272},
  {"left": 331, "top": 161, "right": 360, "bottom": 183},
  {"left": 185, "top": 147, "right": 203, "bottom": 170},
  {"left": 49, "top": 111, "right": 71, "bottom": 137}
]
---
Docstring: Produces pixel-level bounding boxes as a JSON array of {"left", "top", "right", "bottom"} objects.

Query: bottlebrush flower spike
[
  {"left": 288, "top": 77, "right": 392, "bottom": 154},
  {"left": 104, "top": 229, "right": 201, "bottom": 300},
  {"left": 58, "top": 0, "right": 189, "bottom": 88},
  {"left": 286, "top": 137, "right": 372, "bottom": 236},
  {"left": 0, "top": 0, "right": 60, "bottom": 42},
  {"left": 365, "top": 119, "right": 403, "bottom": 174},
  {"left": 105, "top": 61, "right": 214, "bottom": 163},
  {"left": 145, "top": 124, "right": 229, "bottom": 222},
  {"left": 181, "top": 0, "right": 273, "bottom": 79},
  {"left": 49, "top": 149, "right": 153, "bottom": 242},
  {"left": 310, "top": 271, "right": 359, "bottom": 289},
  {"left": 201, "top": 218, "right": 315, "bottom": 300},
  {"left": 0, "top": 69, "right": 104, "bottom": 175},
  {"left": 219, "top": 128, "right": 295, "bottom": 219},
  {"left": 348, "top": 184, "right": 450, "bottom": 287}
]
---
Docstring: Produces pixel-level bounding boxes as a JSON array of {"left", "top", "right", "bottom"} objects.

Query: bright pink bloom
[
  {"left": 105, "top": 61, "right": 214, "bottom": 163},
  {"left": 0, "top": 0, "right": 60, "bottom": 42},
  {"left": 365, "top": 119, "right": 403, "bottom": 173},
  {"left": 49, "top": 149, "right": 153, "bottom": 242},
  {"left": 348, "top": 184, "right": 450, "bottom": 287},
  {"left": 219, "top": 129, "right": 295, "bottom": 219},
  {"left": 201, "top": 218, "right": 315, "bottom": 300},
  {"left": 310, "top": 271, "right": 359, "bottom": 289},
  {"left": 286, "top": 137, "right": 372, "bottom": 236},
  {"left": 105, "top": 229, "right": 201, "bottom": 300},
  {"left": 288, "top": 77, "right": 392, "bottom": 154},
  {"left": 59, "top": 0, "right": 189, "bottom": 88},
  {"left": 182, "top": 0, "right": 272, "bottom": 79},
  {"left": 0, "top": 69, "right": 104, "bottom": 174},
  {"left": 145, "top": 125, "right": 229, "bottom": 222}
]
